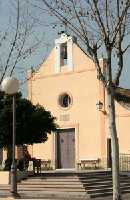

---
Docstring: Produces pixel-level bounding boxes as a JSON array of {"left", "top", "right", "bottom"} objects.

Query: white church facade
[{"left": 27, "top": 33, "right": 130, "bottom": 170}]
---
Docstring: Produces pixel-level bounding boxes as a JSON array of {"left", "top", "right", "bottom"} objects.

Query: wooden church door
[{"left": 57, "top": 128, "right": 75, "bottom": 169}]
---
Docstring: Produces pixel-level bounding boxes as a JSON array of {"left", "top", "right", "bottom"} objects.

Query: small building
[{"left": 27, "top": 33, "right": 130, "bottom": 170}]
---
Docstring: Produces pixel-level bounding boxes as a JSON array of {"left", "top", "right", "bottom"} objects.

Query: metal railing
[{"left": 119, "top": 154, "right": 130, "bottom": 172}]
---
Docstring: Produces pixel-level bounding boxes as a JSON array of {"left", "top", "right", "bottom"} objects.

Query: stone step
[
  {"left": 0, "top": 171, "right": 130, "bottom": 199},
  {"left": 39, "top": 174, "right": 112, "bottom": 179},
  {"left": 17, "top": 185, "right": 85, "bottom": 190},
  {"left": 91, "top": 187, "right": 130, "bottom": 197},
  {"left": 0, "top": 192, "right": 90, "bottom": 200},
  {"left": 122, "top": 189, "right": 130, "bottom": 193},
  {"left": 79, "top": 175, "right": 129, "bottom": 180},
  {"left": 23, "top": 178, "right": 80, "bottom": 182},
  {"left": 84, "top": 182, "right": 130, "bottom": 189},
  {"left": 19, "top": 181, "right": 83, "bottom": 185},
  {"left": 19, "top": 193, "right": 88, "bottom": 199},
  {"left": 39, "top": 171, "right": 110, "bottom": 175},
  {"left": 91, "top": 190, "right": 130, "bottom": 198},
  {"left": 79, "top": 173, "right": 130, "bottom": 198},
  {"left": 82, "top": 180, "right": 130, "bottom": 187},
  {"left": 80, "top": 177, "right": 130, "bottom": 184},
  {"left": 79, "top": 174, "right": 112, "bottom": 178},
  {"left": 32, "top": 175, "right": 78, "bottom": 178},
  {"left": 18, "top": 186, "right": 86, "bottom": 192},
  {"left": 87, "top": 185, "right": 130, "bottom": 193},
  {"left": 91, "top": 191, "right": 113, "bottom": 198},
  {"left": 0, "top": 183, "right": 83, "bottom": 188},
  {"left": 83, "top": 181, "right": 113, "bottom": 186}
]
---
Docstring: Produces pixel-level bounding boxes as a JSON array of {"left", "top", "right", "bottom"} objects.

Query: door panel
[{"left": 57, "top": 128, "right": 75, "bottom": 168}]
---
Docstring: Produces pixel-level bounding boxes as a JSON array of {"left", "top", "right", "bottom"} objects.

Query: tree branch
[
  {"left": 10, "top": 24, "right": 28, "bottom": 76},
  {"left": 92, "top": 0, "right": 108, "bottom": 43},
  {"left": 0, "top": 0, "right": 20, "bottom": 84},
  {"left": 111, "top": 0, "right": 130, "bottom": 46}
]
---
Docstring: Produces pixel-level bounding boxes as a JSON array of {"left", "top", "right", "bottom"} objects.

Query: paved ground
[
  {"left": 0, "top": 194, "right": 130, "bottom": 200},
  {"left": 96, "top": 194, "right": 130, "bottom": 200}
]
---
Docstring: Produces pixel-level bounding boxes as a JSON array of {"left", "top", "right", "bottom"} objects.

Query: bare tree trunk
[
  {"left": 106, "top": 48, "right": 121, "bottom": 200},
  {"left": 107, "top": 88, "right": 121, "bottom": 200}
]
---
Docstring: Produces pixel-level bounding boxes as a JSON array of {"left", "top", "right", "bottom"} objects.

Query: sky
[
  {"left": 0, "top": 0, "right": 130, "bottom": 97},
  {"left": 0, "top": 0, "right": 58, "bottom": 96}
]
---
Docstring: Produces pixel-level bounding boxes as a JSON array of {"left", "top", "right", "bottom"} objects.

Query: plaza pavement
[{"left": 0, "top": 193, "right": 130, "bottom": 200}]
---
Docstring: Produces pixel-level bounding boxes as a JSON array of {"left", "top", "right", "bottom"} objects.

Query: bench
[
  {"left": 77, "top": 158, "right": 100, "bottom": 169},
  {"left": 28, "top": 159, "right": 52, "bottom": 173}
]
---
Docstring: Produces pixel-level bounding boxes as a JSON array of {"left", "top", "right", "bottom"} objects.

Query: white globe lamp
[{"left": 1, "top": 77, "right": 19, "bottom": 94}]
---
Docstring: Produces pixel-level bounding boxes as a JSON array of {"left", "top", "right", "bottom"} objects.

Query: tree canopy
[{"left": 0, "top": 92, "right": 57, "bottom": 148}]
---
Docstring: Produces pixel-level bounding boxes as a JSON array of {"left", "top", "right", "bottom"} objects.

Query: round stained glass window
[{"left": 58, "top": 93, "right": 72, "bottom": 108}]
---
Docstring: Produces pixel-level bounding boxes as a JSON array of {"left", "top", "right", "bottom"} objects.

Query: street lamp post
[{"left": 1, "top": 77, "right": 19, "bottom": 196}]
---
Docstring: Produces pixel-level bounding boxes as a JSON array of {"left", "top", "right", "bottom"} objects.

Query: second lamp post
[{"left": 1, "top": 77, "right": 19, "bottom": 195}]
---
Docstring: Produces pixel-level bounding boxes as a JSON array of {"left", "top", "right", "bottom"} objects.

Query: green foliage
[{"left": 0, "top": 92, "right": 57, "bottom": 148}]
